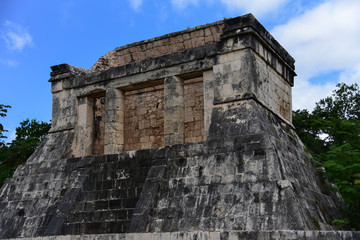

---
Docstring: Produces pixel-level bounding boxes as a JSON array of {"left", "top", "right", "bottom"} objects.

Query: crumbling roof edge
[{"left": 113, "top": 19, "right": 225, "bottom": 52}]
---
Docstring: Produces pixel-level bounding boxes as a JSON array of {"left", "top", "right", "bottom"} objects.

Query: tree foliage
[
  {"left": 292, "top": 109, "right": 327, "bottom": 155},
  {"left": 293, "top": 83, "right": 360, "bottom": 230},
  {"left": 0, "top": 104, "right": 11, "bottom": 146},
  {"left": 0, "top": 118, "right": 51, "bottom": 187}
]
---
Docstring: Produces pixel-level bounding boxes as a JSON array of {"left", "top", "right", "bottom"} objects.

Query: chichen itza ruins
[{"left": 0, "top": 14, "right": 359, "bottom": 239}]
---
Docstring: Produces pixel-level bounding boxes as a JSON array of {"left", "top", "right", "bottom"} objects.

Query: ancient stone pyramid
[{"left": 0, "top": 14, "right": 359, "bottom": 239}]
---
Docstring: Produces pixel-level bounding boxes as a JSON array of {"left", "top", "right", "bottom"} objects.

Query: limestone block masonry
[{"left": 0, "top": 14, "right": 359, "bottom": 239}]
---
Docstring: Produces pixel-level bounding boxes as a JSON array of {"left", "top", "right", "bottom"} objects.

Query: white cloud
[
  {"left": 220, "top": 0, "right": 289, "bottom": 17},
  {"left": 272, "top": 0, "right": 360, "bottom": 80},
  {"left": 1, "top": 21, "right": 33, "bottom": 51},
  {"left": 0, "top": 58, "right": 18, "bottom": 67},
  {"left": 271, "top": 0, "right": 360, "bottom": 110},
  {"left": 338, "top": 63, "right": 360, "bottom": 86},
  {"left": 292, "top": 80, "right": 335, "bottom": 111},
  {"left": 129, "top": 0, "right": 144, "bottom": 11},
  {"left": 171, "top": 0, "right": 199, "bottom": 10}
]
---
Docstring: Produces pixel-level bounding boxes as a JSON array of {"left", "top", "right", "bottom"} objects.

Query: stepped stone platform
[
  {"left": 1, "top": 14, "right": 359, "bottom": 239},
  {"left": 5, "top": 231, "right": 360, "bottom": 240}
]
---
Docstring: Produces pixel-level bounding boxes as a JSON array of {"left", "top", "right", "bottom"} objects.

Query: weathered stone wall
[
  {"left": 0, "top": 152, "right": 153, "bottom": 238},
  {"left": 1, "top": 14, "right": 351, "bottom": 240},
  {"left": 124, "top": 85, "right": 165, "bottom": 151},
  {"left": 61, "top": 153, "right": 153, "bottom": 235},
  {"left": 93, "top": 96, "right": 106, "bottom": 155},
  {"left": 0, "top": 157, "right": 90, "bottom": 238},
  {"left": 184, "top": 77, "right": 204, "bottom": 143},
  {"left": 90, "top": 23, "right": 224, "bottom": 72},
  {"left": 44, "top": 14, "right": 297, "bottom": 160},
  {"left": 70, "top": 92, "right": 108, "bottom": 157},
  {"left": 0, "top": 100, "right": 348, "bottom": 238},
  {"left": 215, "top": 48, "right": 292, "bottom": 123},
  {"left": 127, "top": 100, "right": 343, "bottom": 233},
  {"left": 50, "top": 88, "right": 78, "bottom": 133}
]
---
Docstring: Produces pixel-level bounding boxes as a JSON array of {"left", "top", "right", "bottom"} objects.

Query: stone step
[
  {"left": 62, "top": 220, "right": 130, "bottom": 234},
  {"left": 77, "top": 188, "right": 142, "bottom": 201},
  {"left": 91, "top": 198, "right": 136, "bottom": 210},
  {"left": 4, "top": 230, "right": 360, "bottom": 240},
  {"left": 67, "top": 209, "right": 133, "bottom": 223}
]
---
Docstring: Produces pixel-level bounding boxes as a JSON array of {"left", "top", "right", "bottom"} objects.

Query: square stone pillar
[
  {"left": 75, "top": 96, "right": 94, "bottom": 156},
  {"left": 104, "top": 88, "right": 125, "bottom": 154},
  {"left": 164, "top": 76, "right": 185, "bottom": 145},
  {"left": 203, "top": 70, "right": 214, "bottom": 139}
]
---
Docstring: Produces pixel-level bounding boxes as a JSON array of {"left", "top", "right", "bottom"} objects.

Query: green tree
[
  {"left": 316, "top": 143, "right": 360, "bottom": 230},
  {"left": 1, "top": 119, "right": 51, "bottom": 167},
  {"left": 312, "top": 83, "right": 360, "bottom": 148},
  {"left": 293, "top": 83, "right": 360, "bottom": 230},
  {"left": 0, "top": 104, "right": 12, "bottom": 186},
  {"left": 313, "top": 83, "right": 360, "bottom": 121},
  {"left": 0, "top": 104, "right": 11, "bottom": 147},
  {"left": 292, "top": 109, "right": 327, "bottom": 155},
  {"left": 0, "top": 118, "right": 51, "bottom": 187}
]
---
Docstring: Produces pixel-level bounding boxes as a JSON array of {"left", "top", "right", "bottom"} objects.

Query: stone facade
[
  {"left": 184, "top": 77, "right": 204, "bottom": 143},
  {"left": 45, "top": 14, "right": 296, "bottom": 159},
  {"left": 93, "top": 95, "right": 106, "bottom": 155},
  {"left": 90, "top": 24, "right": 223, "bottom": 72},
  {"left": 124, "top": 85, "right": 165, "bottom": 151},
  {"left": 0, "top": 14, "right": 358, "bottom": 239}
]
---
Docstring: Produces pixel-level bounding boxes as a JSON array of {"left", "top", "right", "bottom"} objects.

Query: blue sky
[{"left": 1, "top": 0, "right": 360, "bottom": 141}]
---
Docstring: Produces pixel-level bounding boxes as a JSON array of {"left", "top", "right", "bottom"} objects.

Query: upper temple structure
[{"left": 0, "top": 14, "right": 359, "bottom": 240}]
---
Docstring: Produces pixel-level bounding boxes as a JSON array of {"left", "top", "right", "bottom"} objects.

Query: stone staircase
[
  {"left": 61, "top": 152, "right": 153, "bottom": 235},
  {"left": 0, "top": 149, "right": 157, "bottom": 238},
  {"left": 0, "top": 158, "right": 83, "bottom": 238}
]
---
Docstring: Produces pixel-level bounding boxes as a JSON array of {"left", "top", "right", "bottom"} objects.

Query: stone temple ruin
[{"left": 0, "top": 14, "right": 359, "bottom": 239}]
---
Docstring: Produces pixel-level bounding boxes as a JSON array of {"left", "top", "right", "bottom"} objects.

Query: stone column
[
  {"left": 164, "top": 76, "right": 185, "bottom": 145},
  {"left": 76, "top": 96, "right": 94, "bottom": 156},
  {"left": 104, "top": 88, "right": 125, "bottom": 154},
  {"left": 203, "top": 70, "right": 214, "bottom": 139},
  {"left": 49, "top": 64, "right": 77, "bottom": 132}
]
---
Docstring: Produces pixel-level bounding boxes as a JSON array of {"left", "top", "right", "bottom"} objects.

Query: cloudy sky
[{"left": 1, "top": 0, "right": 359, "bottom": 141}]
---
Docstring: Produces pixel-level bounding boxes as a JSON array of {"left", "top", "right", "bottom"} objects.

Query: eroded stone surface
[
  {"left": 184, "top": 77, "right": 204, "bottom": 143},
  {"left": 90, "top": 23, "right": 224, "bottom": 72},
  {"left": 0, "top": 13, "right": 354, "bottom": 239},
  {"left": 93, "top": 96, "right": 106, "bottom": 155},
  {"left": 124, "top": 85, "right": 165, "bottom": 151},
  {"left": 8, "top": 231, "right": 360, "bottom": 240}
]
